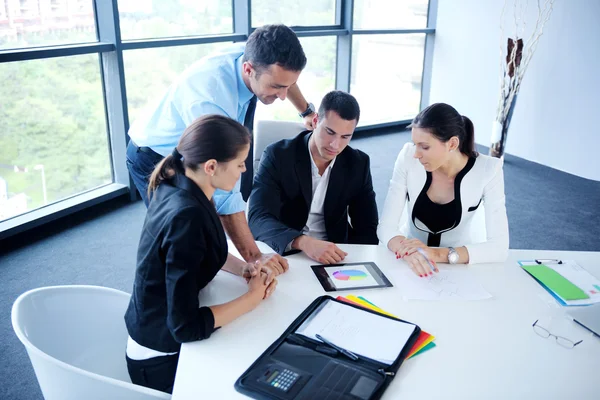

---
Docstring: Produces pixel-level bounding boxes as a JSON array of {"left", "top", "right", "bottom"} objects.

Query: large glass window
[
  {"left": 254, "top": 36, "right": 336, "bottom": 123},
  {"left": 351, "top": 34, "right": 426, "bottom": 126},
  {"left": 0, "top": 54, "right": 111, "bottom": 222},
  {"left": 251, "top": 0, "right": 337, "bottom": 27},
  {"left": 354, "top": 0, "right": 429, "bottom": 30},
  {"left": 0, "top": 0, "right": 96, "bottom": 50},
  {"left": 0, "top": 0, "right": 435, "bottom": 234},
  {"left": 123, "top": 42, "right": 230, "bottom": 123},
  {"left": 118, "top": 0, "right": 232, "bottom": 40}
]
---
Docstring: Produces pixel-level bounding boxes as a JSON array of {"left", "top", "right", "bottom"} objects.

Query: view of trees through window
[
  {"left": 251, "top": 0, "right": 336, "bottom": 27},
  {"left": 0, "top": 0, "right": 429, "bottom": 223}
]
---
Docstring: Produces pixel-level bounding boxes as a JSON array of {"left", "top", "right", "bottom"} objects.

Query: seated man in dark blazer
[{"left": 248, "top": 90, "right": 378, "bottom": 264}]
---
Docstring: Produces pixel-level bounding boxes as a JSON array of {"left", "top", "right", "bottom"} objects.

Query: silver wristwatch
[{"left": 447, "top": 247, "right": 459, "bottom": 264}]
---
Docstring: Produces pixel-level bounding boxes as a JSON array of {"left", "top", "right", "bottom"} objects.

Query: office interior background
[{"left": 1, "top": 1, "right": 599, "bottom": 399}]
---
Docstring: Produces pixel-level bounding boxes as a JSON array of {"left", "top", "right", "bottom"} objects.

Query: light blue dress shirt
[{"left": 128, "top": 44, "right": 254, "bottom": 215}]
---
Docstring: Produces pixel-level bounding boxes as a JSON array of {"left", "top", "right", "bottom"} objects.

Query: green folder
[{"left": 522, "top": 264, "right": 589, "bottom": 300}]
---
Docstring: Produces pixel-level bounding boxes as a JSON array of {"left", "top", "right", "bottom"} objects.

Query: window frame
[{"left": 0, "top": 0, "right": 436, "bottom": 239}]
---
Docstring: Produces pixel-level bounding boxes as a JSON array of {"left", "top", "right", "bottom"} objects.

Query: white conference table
[{"left": 172, "top": 245, "right": 600, "bottom": 400}]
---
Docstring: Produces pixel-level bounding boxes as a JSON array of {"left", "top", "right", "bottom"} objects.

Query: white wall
[{"left": 429, "top": 0, "right": 600, "bottom": 181}]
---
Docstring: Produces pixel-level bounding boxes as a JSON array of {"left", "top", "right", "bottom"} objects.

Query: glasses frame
[{"left": 532, "top": 320, "right": 583, "bottom": 349}]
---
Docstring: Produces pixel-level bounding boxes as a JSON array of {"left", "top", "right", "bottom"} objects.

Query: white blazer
[{"left": 377, "top": 143, "right": 509, "bottom": 264}]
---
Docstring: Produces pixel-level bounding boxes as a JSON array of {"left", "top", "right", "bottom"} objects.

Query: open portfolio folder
[
  {"left": 235, "top": 297, "right": 421, "bottom": 400},
  {"left": 336, "top": 295, "right": 436, "bottom": 358},
  {"left": 295, "top": 299, "right": 416, "bottom": 365}
]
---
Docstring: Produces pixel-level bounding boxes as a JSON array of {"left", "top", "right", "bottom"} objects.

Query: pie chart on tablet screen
[{"left": 333, "top": 269, "right": 368, "bottom": 281}]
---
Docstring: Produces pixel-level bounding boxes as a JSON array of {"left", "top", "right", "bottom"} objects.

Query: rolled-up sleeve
[
  {"left": 178, "top": 98, "right": 246, "bottom": 215},
  {"left": 465, "top": 159, "right": 509, "bottom": 264},
  {"left": 213, "top": 179, "right": 245, "bottom": 215},
  {"left": 163, "top": 209, "right": 217, "bottom": 343}
]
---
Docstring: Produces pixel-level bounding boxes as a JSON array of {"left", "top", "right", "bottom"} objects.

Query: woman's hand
[
  {"left": 241, "top": 259, "right": 278, "bottom": 284},
  {"left": 394, "top": 238, "right": 438, "bottom": 261},
  {"left": 403, "top": 252, "right": 437, "bottom": 277},
  {"left": 247, "top": 272, "right": 277, "bottom": 300},
  {"left": 389, "top": 236, "right": 431, "bottom": 258},
  {"left": 390, "top": 237, "right": 439, "bottom": 276},
  {"left": 387, "top": 236, "right": 407, "bottom": 254}
]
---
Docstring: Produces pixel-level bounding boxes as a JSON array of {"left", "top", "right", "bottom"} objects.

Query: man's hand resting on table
[{"left": 292, "top": 235, "right": 348, "bottom": 264}]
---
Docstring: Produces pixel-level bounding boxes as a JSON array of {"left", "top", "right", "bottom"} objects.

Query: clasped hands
[{"left": 242, "top": 253, "right": 288, "bottom": 299}]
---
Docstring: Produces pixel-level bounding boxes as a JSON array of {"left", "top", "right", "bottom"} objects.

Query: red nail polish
[
  {"left": 405, "top": 252, "right": 409, "bottom": 255},
  {"left": 419, "top": 274, "right": 423, "bottom": 277}
]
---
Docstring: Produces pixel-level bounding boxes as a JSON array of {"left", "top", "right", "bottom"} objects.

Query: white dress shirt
[
  {"left": 126, "top": 335, "right": 177, "bottom": 360},
  {"left": 303, "top": 150, "right": 336, "bottom": 240},
  {"left": 286, "top": 147, "right": 336, "bottom": 250}
]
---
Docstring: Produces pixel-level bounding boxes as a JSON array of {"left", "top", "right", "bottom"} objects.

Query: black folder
[{"left": 234, "top": 295, "right": 421, "bottom": 400}]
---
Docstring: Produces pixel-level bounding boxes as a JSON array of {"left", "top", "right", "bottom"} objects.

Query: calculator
[{"left": 259, "top": 366, "right": 300, "bottom": 392}]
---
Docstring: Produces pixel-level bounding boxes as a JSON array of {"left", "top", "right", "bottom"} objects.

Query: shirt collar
[
  {"left": 236, "top": 55, "right": 254, "bottom": 108},
  {"left": 170, "top": 172, "right": 213, "bottom": 208}
]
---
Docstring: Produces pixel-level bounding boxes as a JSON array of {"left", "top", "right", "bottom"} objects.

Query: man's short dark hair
[
  {"left": 318, "top": 91, "right": 361, "bottom": 123},
  {"left": 243, "top": 24, "right": 307, "bottom": 74}
]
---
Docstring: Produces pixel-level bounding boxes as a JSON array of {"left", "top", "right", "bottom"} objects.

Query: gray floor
[{"left": 1, "top": 129, "right": 599, "bottom": 400}]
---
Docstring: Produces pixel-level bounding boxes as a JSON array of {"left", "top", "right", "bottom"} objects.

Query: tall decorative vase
[
  {"left": 490, "top": 0, "right": 554, "bottom": 158},
  {"left": 489, "top": 93, "right": 518, "bottom": 159},
  {"left": 490, "top": 120, "right": 505, "bottom": 159}
]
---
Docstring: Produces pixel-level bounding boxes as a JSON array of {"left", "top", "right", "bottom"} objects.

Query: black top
[
  {"left": 413, "top": 196, "right": 457, "bottom": 234},
  {"left": 248, "top": 130, "right": 379, "bottom": 255},
  {"left": 124, "top": 172, "right": 228, "bottom": 353},
  {"left": 412, "top": 157, "right": 476, "bottom": 247}
]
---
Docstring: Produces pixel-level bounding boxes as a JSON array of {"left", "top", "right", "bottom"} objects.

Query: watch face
[{"left": 449, "top": 251, "right": 459, "bottom": 264}]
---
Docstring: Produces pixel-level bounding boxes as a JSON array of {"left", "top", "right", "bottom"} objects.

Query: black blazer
[
  {"left": 124, "top": 173, "right": 227, "bottom": 353},
  {"left": 248, "top": 131, "right": 379, "bottom": 255}
]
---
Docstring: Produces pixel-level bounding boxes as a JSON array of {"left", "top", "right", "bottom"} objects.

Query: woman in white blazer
[{"left": 377, "top": 103, "right": 509, "bottom": 277}]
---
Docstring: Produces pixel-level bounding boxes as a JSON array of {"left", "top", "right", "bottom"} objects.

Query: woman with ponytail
[
  {"left": 124, "top": 115, "right": 279, "bottom": 394},
  {"left": 378, "top": 103, "right": 509, "bottom": 276}
]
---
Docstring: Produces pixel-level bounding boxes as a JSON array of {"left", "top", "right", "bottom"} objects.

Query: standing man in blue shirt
[{"left": 127, "top": 24, "right": 314, "bottom": 268}]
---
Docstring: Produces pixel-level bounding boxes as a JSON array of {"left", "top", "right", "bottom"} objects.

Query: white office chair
[
  {"left": 245, "top": 120, "right": 305, "bottom": 215},
  {"left": 253, "top": 120, "right": 305, "bottom": 174},
  {"left": 11, "top": 285, "right": 171, "bottom": 400}
]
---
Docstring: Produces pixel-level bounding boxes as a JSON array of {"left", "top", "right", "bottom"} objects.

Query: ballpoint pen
[
  {"left": 315, "top": 334, "right": 359, "bottom": 361},
  {"left": 416, "top": 248, "right": 437, "bottom": 273}
]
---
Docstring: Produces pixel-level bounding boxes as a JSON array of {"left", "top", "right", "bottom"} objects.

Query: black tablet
[{"left": 311, "top": 262, "right": 393, "bottom": 292}]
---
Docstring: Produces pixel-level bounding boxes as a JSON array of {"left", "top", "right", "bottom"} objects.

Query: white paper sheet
[
  {"left": 324, "top": 264, "right": 380, "bottom": 289},
  {"left": 397, "top": 268, "right": 492, "bottom": 301},
  {"left": 544, "top": 261, "right": 600, "bottom": 306},
  {"left": 295, "top": 299, "right": 416, "bottom": 365}
]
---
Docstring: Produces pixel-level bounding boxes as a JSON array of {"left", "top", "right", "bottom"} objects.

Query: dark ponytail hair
[
  {"left": 147, "top": 115, "right": 251, "bottom": 196},
  {"left": 409, "top": 103, "right": 478, "bottom": 158}
]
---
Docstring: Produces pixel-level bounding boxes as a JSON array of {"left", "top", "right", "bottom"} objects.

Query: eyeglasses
[{"left": 532, "top": 320, "right": 583, "bottom": 349}]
